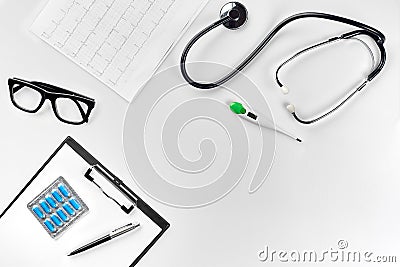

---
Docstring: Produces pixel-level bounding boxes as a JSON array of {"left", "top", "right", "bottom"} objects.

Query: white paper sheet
[{"left": 31, "top": 0, "right": 208, "bottom": 102}]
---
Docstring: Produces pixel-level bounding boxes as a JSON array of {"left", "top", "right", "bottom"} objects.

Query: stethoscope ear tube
[
  {"left": 275, "top": 29, "right": 385, "bottom": 125},
  {"left": 368, "top": 42, "right": 386, "bottom": 81},
  {"left": 340, "top": 30, "right": 386, "bottom": 82}
]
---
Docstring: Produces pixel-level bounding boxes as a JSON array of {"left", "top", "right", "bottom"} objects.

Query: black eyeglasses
[{"left": 8, "top": 78, "right": 95, "bottom": 125}]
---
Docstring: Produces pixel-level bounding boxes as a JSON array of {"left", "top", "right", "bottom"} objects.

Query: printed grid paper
[{"left": 31, "top": 0, "right": 207, "bottom": 101}]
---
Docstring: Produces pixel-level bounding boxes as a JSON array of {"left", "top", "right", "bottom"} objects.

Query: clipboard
[{"left": 0, "top": 136, "right": 169, "bottom": 267}]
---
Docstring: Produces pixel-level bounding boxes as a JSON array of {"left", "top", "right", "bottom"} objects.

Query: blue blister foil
[{"left": 27, "top": 177, "right": 89, "bottom": 239}]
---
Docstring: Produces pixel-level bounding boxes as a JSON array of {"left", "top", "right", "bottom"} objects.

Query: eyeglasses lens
[
  {"left": 12, "top": 84, "right": 43, "bottom": 111},
  {"left": 55, "top": 98, "right": 89, "bottom": 123}
]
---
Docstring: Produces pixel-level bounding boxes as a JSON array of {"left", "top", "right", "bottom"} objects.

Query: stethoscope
[{"left": 180, "top": 2, "right": 386, "bottom": 125}]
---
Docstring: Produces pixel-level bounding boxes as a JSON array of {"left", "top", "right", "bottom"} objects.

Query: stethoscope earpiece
[
  {"left": 281, "top": 86, "right": 289, "bottom": 95},
  {"left": 220, "top": 2, "right": 248, "bottom": 30},
  {"left": 286, "top": 104, "right": 295, "bottom": 114}
]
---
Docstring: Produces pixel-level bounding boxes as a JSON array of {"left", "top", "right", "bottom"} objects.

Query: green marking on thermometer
[
  {"left": 230, "top": 102, "right": 246, "bottom": 114},
  {"left": 228, "top": 101, "right": 302, "bottom": 143}
]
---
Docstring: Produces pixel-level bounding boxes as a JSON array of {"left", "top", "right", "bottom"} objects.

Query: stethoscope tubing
[
  {"left": 180, "top": 10, "right": 386, "bottom": 125},
  {"left": 180, "top": 12, "right": 386, "bottom": 89}
]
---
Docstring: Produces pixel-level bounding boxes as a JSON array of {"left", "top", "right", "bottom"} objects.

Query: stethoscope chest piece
[{"left": 220, "top": 2, "right": 248, "bottom": 30}]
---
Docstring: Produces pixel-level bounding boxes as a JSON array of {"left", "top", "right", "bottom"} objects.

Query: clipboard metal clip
[{"left": 84, "top": 164, "right": 137, "bottom": 214}]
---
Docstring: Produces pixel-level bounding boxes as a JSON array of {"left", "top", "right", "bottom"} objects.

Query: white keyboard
[{"left": 32, "top": 0, "right": 208, "bottom": 101}]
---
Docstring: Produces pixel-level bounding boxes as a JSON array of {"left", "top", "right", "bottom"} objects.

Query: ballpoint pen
[{"left": 68, "top": 222, "right": 140, "bottom": 256}]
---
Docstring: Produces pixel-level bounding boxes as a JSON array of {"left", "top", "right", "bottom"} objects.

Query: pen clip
[
  {"left": 110, "top": 222, "right": 140, "bottom": 238},
  {"left": 84, "top": 164, "right": 137, "bottom": 214}
]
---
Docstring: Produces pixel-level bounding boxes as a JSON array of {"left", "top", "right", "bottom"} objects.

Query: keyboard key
[
  {"left": 115, "top": 19, "right": 134, "bottom": 37},
  {"left": 158, "top": 0, "right": 174, "bottom": 12},
  {"left": 148, "top": 8, "right": 164, "bottom": 23},
  {"left": 108, "top": 31, "right": 126, "bottom": 49},
  {"left": 141, "top": 20, "right": 157, "bottom": 36},
  {"left": 135, "top": 0, "right": 152, "bottom": 12},
  {"left": 98, "top": 43, "right": 118, "bottom": 62},
  {"left": 81, "top": 0, "right": 95, "bottom": 10},
  {"left": 132, "top": 31, "right": 147, "bottom": 47}
]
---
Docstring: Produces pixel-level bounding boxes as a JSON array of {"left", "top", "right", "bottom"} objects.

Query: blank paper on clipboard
[{"left": 0, "top": 137, "right": 169, "bottom": 267}]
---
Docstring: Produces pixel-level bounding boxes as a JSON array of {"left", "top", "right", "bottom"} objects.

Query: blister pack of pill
[{"left": 27, "top": 176, "right": 89, "bottom": 239}]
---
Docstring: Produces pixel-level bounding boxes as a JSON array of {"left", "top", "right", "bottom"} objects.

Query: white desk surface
[{"left": 1, "top": 0, "right": 400, "bottom": 266}]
